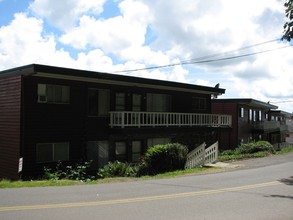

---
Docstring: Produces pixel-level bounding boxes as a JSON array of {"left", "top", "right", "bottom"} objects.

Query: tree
[{"left": 282, "top": 0, "right": 293, "bottom": 41}]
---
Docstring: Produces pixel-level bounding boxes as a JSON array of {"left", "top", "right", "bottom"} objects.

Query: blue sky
[{"left": 0, "top": 0, "right": 292, "bottom": 112}]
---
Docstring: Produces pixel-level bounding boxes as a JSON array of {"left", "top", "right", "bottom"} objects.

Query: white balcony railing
[{"left": 110, "top": 111, "right": 232, "bottom": 128}]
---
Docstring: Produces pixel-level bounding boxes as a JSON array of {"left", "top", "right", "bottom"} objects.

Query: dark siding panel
[
  {"left": 21, "top": 75, "right": 219, "bottom": 176},
  {"left": 212, "top": 102, "right": 238, "bottom": 150},
  {"left": 0, "top": 75, "right": 21, "bottom": 179},
  {"left": 22, "top": 77, "right": 87, "bottom": 176}
]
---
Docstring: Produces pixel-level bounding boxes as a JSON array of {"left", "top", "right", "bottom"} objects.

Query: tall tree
[{"left": 282, "top": 0, "right": 293, "bottom": 41}]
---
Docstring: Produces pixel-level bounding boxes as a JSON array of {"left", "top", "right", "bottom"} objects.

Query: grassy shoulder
[
  {"left": 219, "top": 146, "right": 293, "bottom": 162},
  {"left": 1, "top": 145, "right": 292, "bottom": 189},
  {"left": 0, "top": 167, "right": 222, "bottom": 188}
]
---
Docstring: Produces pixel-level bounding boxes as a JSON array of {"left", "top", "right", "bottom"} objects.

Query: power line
[
  {"left": 184, "top": 38, "right": 280, "bottom": 63},
  {"left": 113, "top": 39, "right": 290, "bottom": 74},
  {"left": 271, "top": 100, "right": 293, "bottom": 104}
]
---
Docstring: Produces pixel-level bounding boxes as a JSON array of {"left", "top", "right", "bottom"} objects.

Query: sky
[{"left": 0, "top": 0, "right": 292, "bottom": 112}]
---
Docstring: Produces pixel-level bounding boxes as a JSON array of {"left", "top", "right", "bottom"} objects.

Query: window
[
  {"left": 147, "top": 138, "right": 170, "bottom": 147},
  {"left": 115, "top": 93, "right": 126, "bottom": 111},
  {"left": 86, "top": 141, "right": 109, "bottom": 168},
  {"left": 88, "top": 89, "right": 99, "bottom": 116},
  {"left": 115, "top": 142, "right": 127, "bottom": 161},
  {"left": 147, "top": 93, "right": 171, "bottom": 112},
  {"left": 88, "top": 89, "right": 110, "bottom": 116},
  {"left": 192, "top": 97, "right": 207, "bottom": 111},
  {"left": 249, "top": 109, "right": 253, "bottom": 122},
  {"left": 239, "top": 108, "right": 244, "bottom": 118},
  {"left": 258, "top": 111, "right": 262, "bottom": 121},
  {"left": 132, "top": 141, "right": 142, "bottom": 162},
  {"left": 253, "top": 110, "right": 256, "bottom": 122},
  {"left": 38, "top": 84, "right": 70, "bottom": 104},
  {"left": 132, "top": 94, "right": 142, "bottom": 111},
  {"left": 36, "top": 142, "right": 69, "bottom": 163}
]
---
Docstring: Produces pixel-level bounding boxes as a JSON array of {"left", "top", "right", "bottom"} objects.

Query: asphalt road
[{"left": 1, "top": 153, "right": 293, "bottom": 220}]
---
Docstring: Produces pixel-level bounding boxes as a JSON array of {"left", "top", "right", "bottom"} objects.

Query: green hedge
[
  {"left": 139, "top": 143, "right": 188, "bottom": 176},
  {"left": 97, "top": 161, "right": 138, "bottom": 178},
  {"left": 237, "top": 141, "right": 275, "bottom": 154}
]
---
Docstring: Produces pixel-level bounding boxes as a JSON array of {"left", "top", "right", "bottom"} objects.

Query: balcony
[
  {"left": 253, "top": 121, "right": 288, "bottom": 132},
  {"left": 110, "top": 111, "right": 232, "bottom": 128}
]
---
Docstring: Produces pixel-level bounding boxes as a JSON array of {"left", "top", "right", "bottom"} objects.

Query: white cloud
[
  {"left": 29, "top": 0, "right": 106, "bottom": 30},
  {"left": 60, "top": 0, "right": 151, "bottom": 55},
  {"left": 1, "top": 0, "right": 292, "bottom": 112}
]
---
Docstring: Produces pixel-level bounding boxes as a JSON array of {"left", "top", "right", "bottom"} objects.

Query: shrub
[
  {"left": 237, "top": 141, "right": 275, "bottom": 154},
  {"left": 139, "top": 143, "right": 188, "bottom": 176},
  {"left": 65, "top": 161, "right": 93, "bottom": 181},
  {"left": 43, "top": 161, "right": 94, "bottom": 181},
  {"left": 98, "top": 161, "right": 138, "bottom": 178}
]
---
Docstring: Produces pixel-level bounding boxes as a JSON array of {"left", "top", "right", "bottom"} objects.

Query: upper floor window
[
  {"left": 115, "top": 93, "right": 126, "bottom": 111},
  {"left": 239, "top": 108, "right": 244, "bottom": 118},
  {"left": 249, "top": 109, "right": 253, "bottom": 122},
  {"left": 147, "top": 93, "right": 171, "bottom": 112},
  {"left": 38, "top": 84, "right": 70, "bottom": 104},
  {"left": 88, "top": 89, "right": 110, "bottom": 116},
  {"left": 258, "top": 110, "right": 262, "bottom": 121},
  {"left": 192, "top": 97, "right": 207, "bottom": 111},
  {"left": 132, "top": 94, "right": 142, "bottom": 111}
]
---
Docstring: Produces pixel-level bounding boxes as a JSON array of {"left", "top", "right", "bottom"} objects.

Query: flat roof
[
  {"left": 212, "top": 98, "right": 278, "bottom": 109},
  {"left": 0, "top": 64, "right": 226, "bottom": 95}
]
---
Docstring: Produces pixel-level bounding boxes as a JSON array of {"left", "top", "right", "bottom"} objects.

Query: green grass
[
  {"left": 276, "top": 146, "right": 293, "bottom": 155},
  {"left": 219, "top": 146, "right": 293, "bottom": 162},
  {"left": 0, "top": 167, "right": 220, "bottom": 188},
  {"left": 2, "top": 146, "right": 293, "bottom": 188},
  {"left": 0, "top": 179, "right": 80, "bottom": 188}
]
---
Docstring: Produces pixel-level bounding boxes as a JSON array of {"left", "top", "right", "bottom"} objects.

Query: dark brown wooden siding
[
  {"left": 212, "top": 102, "right": 237, "bottom": 150},
  {"left": 20, "top": 75, "right": 218, "bottom": 176},
  {"left": 22, "top": 76, "right": 87, "bottom": 176},
  {"left": 0, "top": 75, "right": 22, "bottom": 179}
]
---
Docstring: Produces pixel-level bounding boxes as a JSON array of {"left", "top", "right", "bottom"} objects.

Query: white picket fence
[{"left": 185, "top": 141, "right": 219, "bottom": 169}]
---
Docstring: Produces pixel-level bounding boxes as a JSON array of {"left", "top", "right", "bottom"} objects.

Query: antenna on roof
[{"left": 212, "top": 83, "right": 219, "bottom": 99}]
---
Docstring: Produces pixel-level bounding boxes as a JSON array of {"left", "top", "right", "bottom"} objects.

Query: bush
[
  {"left": 43, "top": 161, "right": 94, "bottom": 181},
  {"left": 139, "top": 143, "right": 188, "bottom": 176},
  {"left": 98, "top": 161, "right": 138, "bottom": 178},
  {"left": 237, "top": 141, "right": 275, "bottom": 154}
]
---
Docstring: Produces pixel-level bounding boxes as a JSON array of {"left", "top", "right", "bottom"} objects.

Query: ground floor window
[
  {"left": 36, "top": 142, "right": 69, "bottom": 163},
  {"left": 86, "top": 141, "right": 109, "bottom": 168},
  {"left": 115, "top": 142, "right": 127, "bottom": 161},
  {"left": 147, "top": 138, "right": 170, "bottom": 148},
  {"left": 132, "top": 141, "right": 142, "bottom": 162}
]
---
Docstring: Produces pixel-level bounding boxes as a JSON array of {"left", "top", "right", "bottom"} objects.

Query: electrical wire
[
  {"left": 271, "top": 100, "right": 293, "bottom": 104},
  {"left": 113, "top": 39, "right": 290, "bottom": 74}
]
